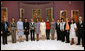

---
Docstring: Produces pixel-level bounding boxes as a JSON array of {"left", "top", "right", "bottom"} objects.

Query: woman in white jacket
[{"left": 40, "top": 19, "right": 46, "bottom": 40}]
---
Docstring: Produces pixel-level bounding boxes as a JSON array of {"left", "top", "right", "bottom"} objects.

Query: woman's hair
[
  {"left": 11, "top": 17, "right": 15, "bottom": 22},
  {"left": 24, "top": 18, "right": 27, "bottom": 20},
  {"left": 36, "top": 18, "right": 39, "bottom": 22},
  {"left": 41, "top": 19, "right": 44, "bottom": 22},
  {"left": 19, "top": 18, "right": 22, "bottom": 21},
  {"left": 71, "top": 19, "right": 75, "bottom": 24},
  {"left": 46, "top": 19, "right": 49, "bottom": 21}
]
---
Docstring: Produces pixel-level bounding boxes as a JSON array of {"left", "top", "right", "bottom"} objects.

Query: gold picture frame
[
  {"left": 20, "top": 8, "right": 24, "bottom": 21},
  {"left": 32, "top": 9, "right": 41, "bottom": 22},
  {"left": 46, "top": 7, "right": 53, "bottom": 21},
  {"left": 71, "top": 10, "right": 79, "bottom": 23},
  {"left": 60, "top": 10, "right": 67, "bottom": 21},
  {"left": 1, "top": 7, "right": 8, "bottom": 22}
]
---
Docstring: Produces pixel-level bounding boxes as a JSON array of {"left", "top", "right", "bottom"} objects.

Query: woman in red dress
[{"left": 46, "top": 19, "right": 51, "bottom": 40}]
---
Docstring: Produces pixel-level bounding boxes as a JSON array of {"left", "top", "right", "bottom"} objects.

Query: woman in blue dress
[{"left": 17, "top": 18, "right": 24, "bottom": 42}]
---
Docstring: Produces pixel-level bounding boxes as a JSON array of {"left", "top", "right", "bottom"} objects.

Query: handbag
[{"left": 7, "top": 31, "right": 11, "bottom": 36}]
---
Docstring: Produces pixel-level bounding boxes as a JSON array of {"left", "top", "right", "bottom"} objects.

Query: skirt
[
  {"left": 18, "top": 29, "right": 24, "bottom": 36},
  {"left": 50, "top": 28, "right": 55, "bottom": 34},
  {"left": 70, "top": 30, "right": 76, "bottom": 38}
]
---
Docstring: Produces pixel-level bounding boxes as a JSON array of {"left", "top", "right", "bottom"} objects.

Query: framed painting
[
  {"left": 20, "top": 8, "right": 24, "bottom": 21},
  {"left": 1, "top": 7, "right": 8, "bottom": 22},
  {"left": 32, "top": 9, "right": 41, "bottom": 22},
  {"left": 46, "top": 8, "right": 53, "bottom": 21},
  {"left": 71, "top": 10, "right": 79, "bottom": 23},
  {"left": 60, "top": 10, "right": 67, "bottom": 21}
]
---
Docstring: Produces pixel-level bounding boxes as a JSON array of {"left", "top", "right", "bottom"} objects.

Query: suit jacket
[
  {"left": 29, "top": 22, "right": 35, "bottom": 30},
  {"left": 56, "top": 22, "right": 60, "bottom": 31},
  {"left": 2, "top": 22, "right": 9, "bottom": 32},
  {"left": 2, "top": 22, "right": 9, "bottom": 36},
  {"left": 23, "top": 22, "right": 29, "bottom": 30},
  {"left": 76, "top": 22, "right": 84, "bottom": 36}
]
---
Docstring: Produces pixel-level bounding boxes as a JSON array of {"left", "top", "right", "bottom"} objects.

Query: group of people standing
[{"left": 1, "top": 17, "right": 84, "bottom": 47}]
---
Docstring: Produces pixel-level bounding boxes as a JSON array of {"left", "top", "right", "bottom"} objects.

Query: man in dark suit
[
  {"left": 23, "top": 18, "right": 29, "bottom": 41},
  {"left": 76, "top": 16, "right": 84, "bottom": 47},
  {"left": 2, "top": 17, "right": 9, "bottom": 45},
  {"left": 65, "top": 18, "right": 71, "bottom": 43},
  {"left": 60, "top": 18, "right": 66, "bottom": 42},
  {"left": 56, "top": 19, "right": 61, "bottom": 40},
  {"left": 29, "top": 19, "right": 35, "bottom": 41}
]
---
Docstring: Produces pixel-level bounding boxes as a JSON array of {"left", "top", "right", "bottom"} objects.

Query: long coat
[
  {"left": 35, "top": 22, "right": 40, "bottom": 34},
  {"left": 50, "top": 22, "right": 56, "bottom": 34},
  {"left": 40, "top": 22, "right": 46, "bottom": 35}
]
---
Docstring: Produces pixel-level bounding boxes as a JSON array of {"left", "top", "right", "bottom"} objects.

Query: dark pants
[
  {"left": 25, "top": 35, "right": 29, "bottom": 41},
  {"left": 82, "top": 35, "right": 84, "bottom": 47},
  {"left": 77, "top": 35, "right": 84, "bottom": 46},
  {"left": 46, "top": 29, "right": 50, "bottom": 40},
  {"left": 11, "top": 30, "right": 16, "bottom": 43},
  {"left": 30, "top": 30, "right": 35, "bottom": 41},
  {"left": 2, "top": 32, "right": 8, "bottom": 45},
  {"left": 61, "top": 31, "right": 65, "bottom": 42},
  {"left": 65, "top": 30, "right": 70, "bottom": 43},
  {"left": 77, "top": 36, "right": 81, "bottom": 44},
  {"left": 57, "top": 30, "right": 61, "bottom": 40},
  {"left": 77, "top": 30, "right": 84, "bottom": 47},
  {"left": 24, "top": 30, "right": 29, "bottom": 41}
]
